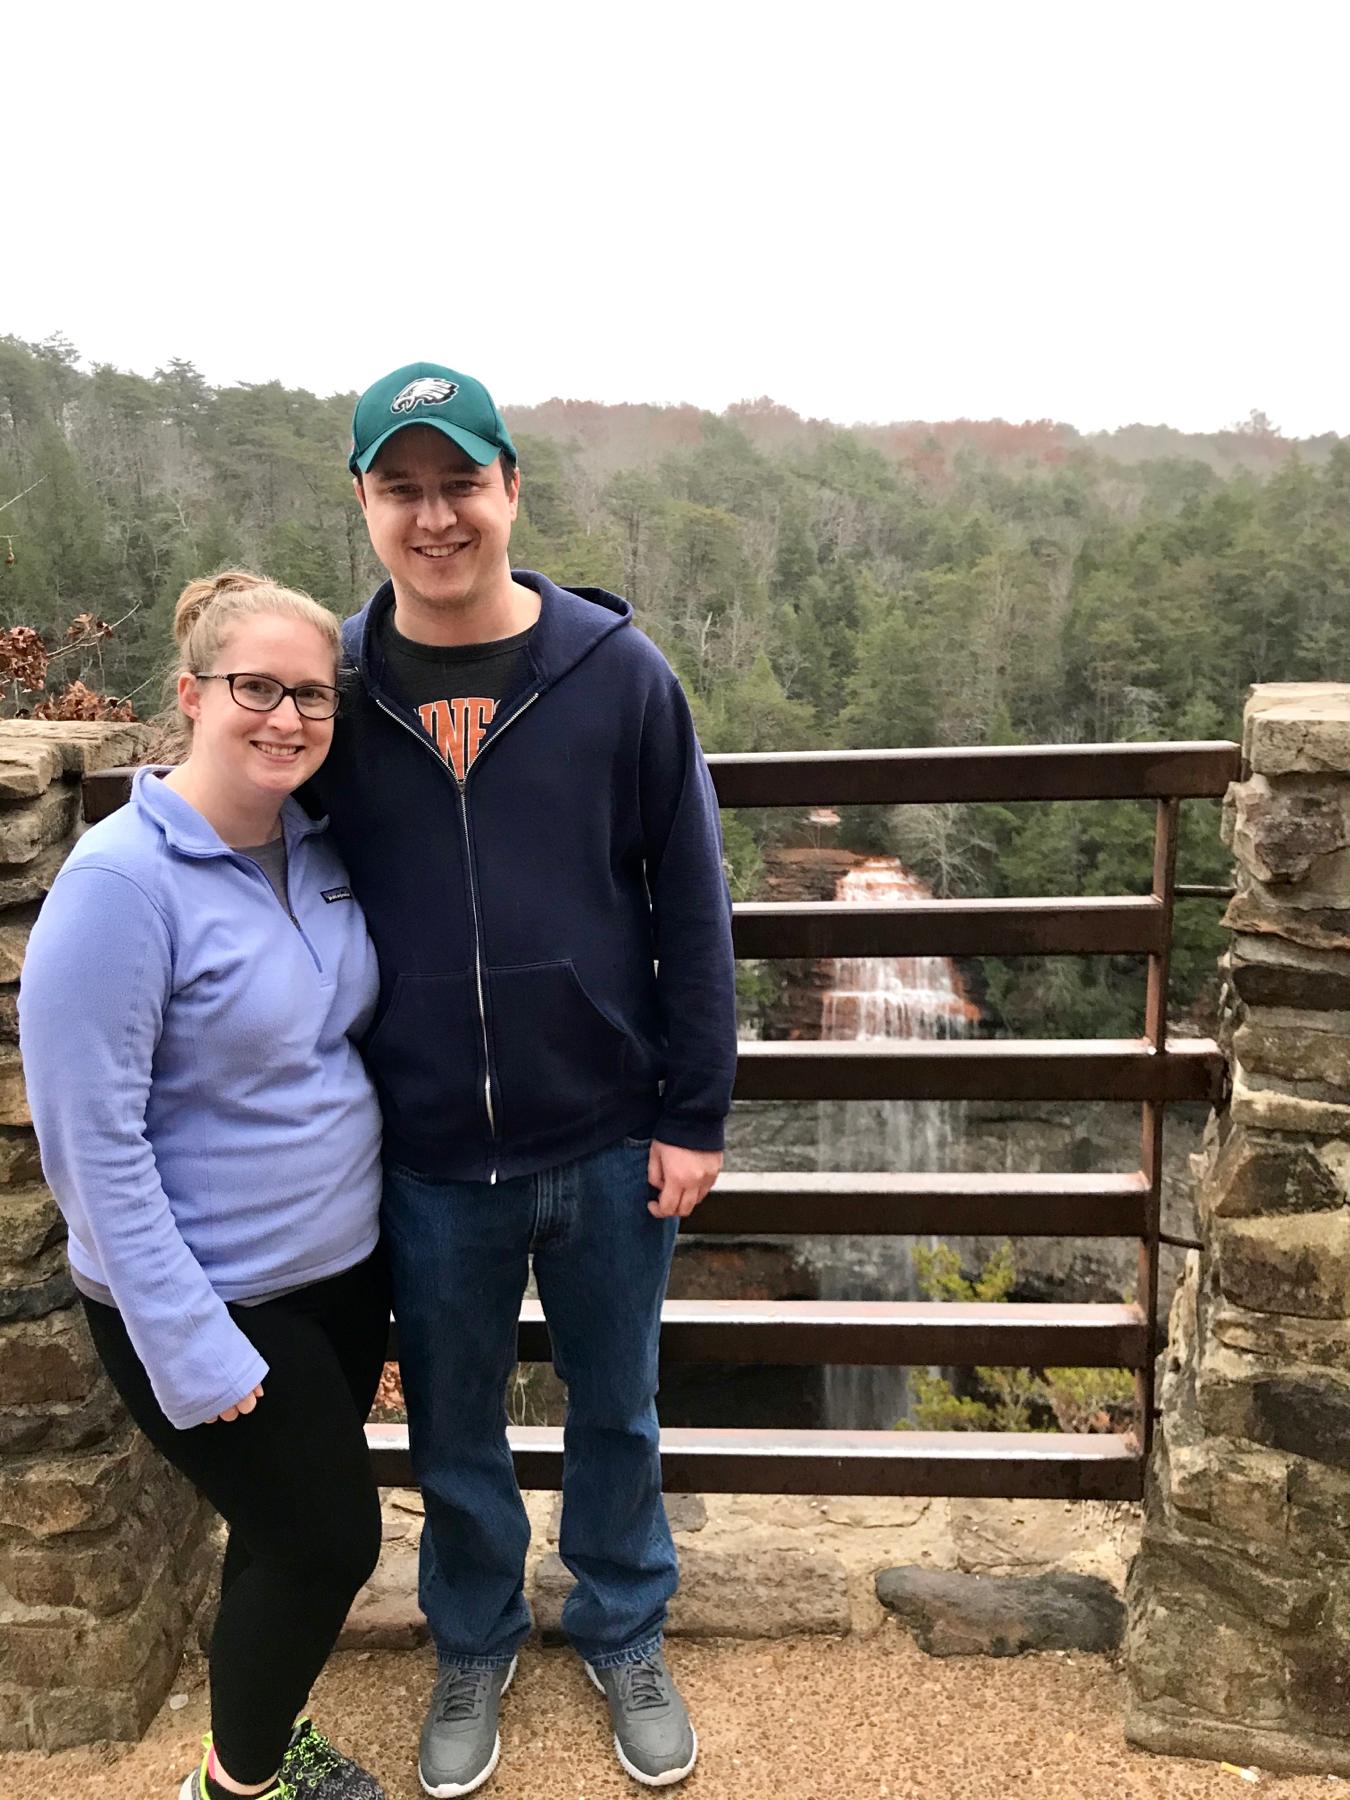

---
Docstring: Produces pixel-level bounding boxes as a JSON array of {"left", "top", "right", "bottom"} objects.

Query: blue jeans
[{"left": 381, "top": 1136, "right": 679, "bottom": 1669}]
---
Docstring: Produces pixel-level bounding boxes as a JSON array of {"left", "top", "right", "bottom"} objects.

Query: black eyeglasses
[{"left": 193, "top": 672, "right": 341, "bottom": 721}]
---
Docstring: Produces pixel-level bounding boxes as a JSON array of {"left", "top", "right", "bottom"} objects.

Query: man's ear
[
  {"left": 353, "top": 474, "right": 367, "bottom": 515},
  {"left": 507, "top": 464, "right": 520, "bottom": 520}
]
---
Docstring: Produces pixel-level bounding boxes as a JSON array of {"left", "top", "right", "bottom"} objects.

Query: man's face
[{"left": 355, "top": 425, "right": 519, "bottom": 613}]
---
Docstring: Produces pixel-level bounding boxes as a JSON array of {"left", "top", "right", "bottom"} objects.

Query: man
[{"left": 310, "top": 362, "right": 737, "bottom": 1796}]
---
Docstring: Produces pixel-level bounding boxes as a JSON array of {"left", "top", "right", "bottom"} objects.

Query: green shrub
[{"left": 896, "top": 1240, "right": 1138, "bottom": 1437}]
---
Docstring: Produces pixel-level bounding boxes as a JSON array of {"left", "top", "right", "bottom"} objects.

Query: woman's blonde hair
[{"left": 158, "top": 570, "right": 341, "bottom": 755}]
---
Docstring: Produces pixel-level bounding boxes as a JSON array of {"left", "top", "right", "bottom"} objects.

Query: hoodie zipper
[{"left": 372, "top": 688, "right": 540, "bottom": 1182}]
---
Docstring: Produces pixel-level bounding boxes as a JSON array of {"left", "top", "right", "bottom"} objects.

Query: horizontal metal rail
[
  {"left": 732, "top": 895, "right": 1167, "bottom": 959},
  {"left": 365, "top": 1423, "right": 1143, "bottom": 1501},
  {"left": 387, "top": 1298, "right": 1147, "bottom": 1370},
  {"left": 690, "top": 1171, "right": 1150, "bottom": 1237},
  {"left": 707, "top": 741, "right": 1241, "bottom": 807},
  {"left": 81, "top": 741, "right": 1241, "bottom": 824},
  {"left": 735, "top": 1037, "right": 1225, "bottom": 1103}
]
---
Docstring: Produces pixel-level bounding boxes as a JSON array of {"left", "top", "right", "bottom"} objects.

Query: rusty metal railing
[{"left": 83, "top": 738, "right": 1241, "bottom": 1502}]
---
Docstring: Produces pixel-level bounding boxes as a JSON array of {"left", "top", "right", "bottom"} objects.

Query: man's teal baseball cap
[{"left": 348, "top": 361, "right": 518, "bottom": 475}]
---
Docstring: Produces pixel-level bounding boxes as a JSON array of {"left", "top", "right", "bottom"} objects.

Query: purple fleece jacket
[{"left": 18, "top": 770, "right": 382, "bottom": 1428}]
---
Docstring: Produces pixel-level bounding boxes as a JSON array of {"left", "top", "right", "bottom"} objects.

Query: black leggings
[{"left": 83, "top": 1250, "right": 390, "bottom": 1784}]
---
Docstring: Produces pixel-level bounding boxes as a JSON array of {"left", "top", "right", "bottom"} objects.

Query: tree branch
[
  {"left": 0, "top": 476, "right": 48, "bottom": 516},
  {"left": 47, "top": 601, "right": 144, "bottom": 661}
]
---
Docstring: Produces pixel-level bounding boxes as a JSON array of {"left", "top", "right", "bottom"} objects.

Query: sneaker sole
[
  {"left": 418, "top": 1655, "right": 517, "bottom": 1799},
  {"left": 584, "top": 1663, "right": 700, "bottom": 1788}
]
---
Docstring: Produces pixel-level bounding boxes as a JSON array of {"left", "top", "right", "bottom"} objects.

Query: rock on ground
[
  {"left": 876, "top": 1566, "right": 1125, "bottom": 1656},
  {"left": 535, "top": 1545, "right": 852, "bottom": 1639}
]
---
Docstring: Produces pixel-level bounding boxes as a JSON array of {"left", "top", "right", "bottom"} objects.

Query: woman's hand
[{"left": 207, "top": 1384, "right": 264, "bottom": 1424}]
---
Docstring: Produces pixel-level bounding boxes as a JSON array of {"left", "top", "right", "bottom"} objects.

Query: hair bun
[{"left": 172, "top": 569, "right": 268, "bottom": 650}]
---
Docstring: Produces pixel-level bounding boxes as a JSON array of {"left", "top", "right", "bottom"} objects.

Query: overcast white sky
[{"left": 5, "top": 1, "right": 1346, "bottom": 436}]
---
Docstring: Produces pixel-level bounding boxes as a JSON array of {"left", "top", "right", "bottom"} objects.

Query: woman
[{"left": 20, "top": 572, "right": 387, "bottom": 1800}]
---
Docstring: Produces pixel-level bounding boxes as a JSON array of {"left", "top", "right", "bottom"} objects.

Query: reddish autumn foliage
[
  {"left": 32, "top": 680, "right": 136, "bottom": 722},
  {"left": 0, "top": 618, "right": 136, "bottom": 721},
  {"left": 0, "top": 626, "right": 50, "bottom": 693}
]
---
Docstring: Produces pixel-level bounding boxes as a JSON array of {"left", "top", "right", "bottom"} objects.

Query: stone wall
[
  {"left": 0, "top": 723, "right": 216, "bottom": 1751},
  {"left": 1126, "top": 684, "right": 1350, "bottom": 1775},
  {"left": 347, "top": 1483, "right": 1141, "bottom": 1652}
]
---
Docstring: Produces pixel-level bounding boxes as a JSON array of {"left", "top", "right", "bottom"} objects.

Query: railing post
[{"left": 1137, "top": 797, "right": 1179, "bottom": 1464}]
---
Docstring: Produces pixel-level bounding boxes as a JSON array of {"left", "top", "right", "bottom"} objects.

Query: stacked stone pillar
[
  {"left": 1127, "top": 683, "right": 1350, "bottom": 1774},
  {"left": 0, "top": 722, "right": 215, "bottom": 1751}
]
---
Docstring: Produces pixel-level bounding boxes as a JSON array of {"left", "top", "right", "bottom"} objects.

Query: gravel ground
[{"left": 2, "top": 1624, "right": 1345, "bottom": 1800}]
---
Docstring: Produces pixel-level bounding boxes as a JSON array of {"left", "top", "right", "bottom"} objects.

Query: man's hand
[
  {"left": 207, "top": 1384, "right": 264, "bottom": 1424},
  {"left": 647, "top": 1142, "right": 723, "bottom": 1219}
]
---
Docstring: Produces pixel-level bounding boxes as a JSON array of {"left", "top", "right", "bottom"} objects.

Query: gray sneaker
[
  {"left": 418, "top": 1655, "right": 517, "bottom": 1798},
  {"left": 585, "top": 1652, "right": 698, "bottom": 1787}
]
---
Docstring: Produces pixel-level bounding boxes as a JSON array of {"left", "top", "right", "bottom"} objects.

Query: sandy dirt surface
[{"left": 2, "top": 1624, "right": 1345, "bottom": 1800}]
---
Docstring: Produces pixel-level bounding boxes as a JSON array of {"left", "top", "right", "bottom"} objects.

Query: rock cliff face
[
  {"left": 1127, "top": 684, "right": 1350, "bottom": 1777},
  {"left": 752, "top": 846, "right": 868, "bottom": 1040}
]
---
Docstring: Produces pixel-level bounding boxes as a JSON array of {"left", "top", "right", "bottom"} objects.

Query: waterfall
[
  {"left": 817, "top": 858, "right": 978, "bottom": 1429},
  {"left": 823, "top": 862, "right": 980, "bottom": 1040}
]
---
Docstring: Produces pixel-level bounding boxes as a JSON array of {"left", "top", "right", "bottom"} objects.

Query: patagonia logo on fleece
[{"left": 321, "top": 886, "right": 353, "bottom": 903}]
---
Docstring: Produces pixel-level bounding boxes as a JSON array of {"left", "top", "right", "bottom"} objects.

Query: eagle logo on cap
[{"left": 391, "top": 377, "right": 459, "bottom": 414}]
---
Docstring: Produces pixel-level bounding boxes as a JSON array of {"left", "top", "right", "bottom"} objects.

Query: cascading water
[{"left": 817, "top": 859, "right": 980, "bottom": 1429}]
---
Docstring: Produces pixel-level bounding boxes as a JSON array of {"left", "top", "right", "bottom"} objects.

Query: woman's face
[{"left": 178, "top": 614, "right": 337, "bottom": 805}]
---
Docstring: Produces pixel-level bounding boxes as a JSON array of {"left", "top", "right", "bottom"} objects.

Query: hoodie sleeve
[
  {"left": 18, "top": 864, "right": 270, "bottom": 1430},
  {"left": 639, "top": 678, "right": 738, "bottom": 1151}
]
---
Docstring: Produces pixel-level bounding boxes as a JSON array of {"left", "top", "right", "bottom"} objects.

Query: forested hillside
[{"left": 4, "top": 331, "right": 1348, "bottom": 1033}]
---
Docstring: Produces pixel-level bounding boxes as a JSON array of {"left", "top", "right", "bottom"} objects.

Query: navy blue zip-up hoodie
[{"left": 307, "top": 570, "right": 737, "bottom": 1183}]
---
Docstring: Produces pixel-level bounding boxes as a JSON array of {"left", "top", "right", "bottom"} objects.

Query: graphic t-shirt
[{"left": 378, "top": 611, "right": 535, "bottom": 780}]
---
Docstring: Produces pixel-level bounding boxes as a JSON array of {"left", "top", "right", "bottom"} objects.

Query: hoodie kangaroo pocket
[
  {"left": 361, "top": 971, "right": 483, "bottom": 1145},
  {"left": 487, "top": 961, "right": 645, "bottom": 1143}
]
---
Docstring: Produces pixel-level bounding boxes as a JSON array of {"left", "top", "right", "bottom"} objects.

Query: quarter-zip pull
[{"left": 233, "top": 851, "right": 322, "bottom": 972}]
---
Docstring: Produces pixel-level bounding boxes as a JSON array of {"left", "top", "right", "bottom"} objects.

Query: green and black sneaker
[
  {"left": 178, "top": 1737, "right": 296, "bottom": 1799},
  {"left": 281, "top": 1718, "right": 385, "bottom": 1799}
]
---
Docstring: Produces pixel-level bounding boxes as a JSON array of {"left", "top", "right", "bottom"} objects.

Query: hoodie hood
[{"left": 342, "top": 569, "right": 631, "bottom": 702}]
